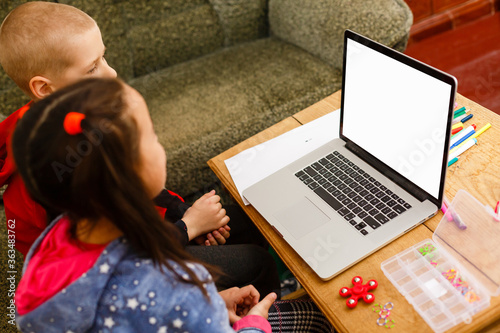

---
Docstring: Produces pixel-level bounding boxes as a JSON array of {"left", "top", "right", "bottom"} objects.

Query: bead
[{"left": 377, "top": 317, "right": 387, "bottom": 326}]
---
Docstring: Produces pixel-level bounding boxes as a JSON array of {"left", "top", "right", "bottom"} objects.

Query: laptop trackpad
[{"left": 273, "top": 197, "right": 330, "bottom": 240}]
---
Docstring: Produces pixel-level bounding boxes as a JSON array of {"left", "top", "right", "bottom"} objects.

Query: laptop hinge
[{"left": 345, "top": 141, "right": 428, "bottom": 202}]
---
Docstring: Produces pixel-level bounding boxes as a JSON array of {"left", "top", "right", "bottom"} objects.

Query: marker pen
[
  {"left": 452, "top": 114, "right": 467, "bottom": 124},
  {"left": 450, "top": 123, "right": 490, "bottom": 152},
  {"left": 450, "top": 124, "right": 475, "bottom": 142},
  {"left": 460, "top": 114, "right": 473, "bottom": 123},
  {"left": 447, "top": 157, "right": 459, "bottom": 167},
  {"left": 450, "top": 125, "right": 476, "bottom": 145},
  {"left": 449, "top": 138, "right": 477, "bottom": 161},
  {"left": 453, "top": 106, "right": 466, "bottom": 116},
  {"left": 470, "top": 123, "right": 491, "bottom": 140},
  {"left": 449, "top": 209, "right": 467, "bottom": 230},
  {"left": 453, "top": 110, "right": 466, "bottom": 119},
  {"left": 450, "top": 129, "right": 475, "bottom": 150},
  {"left": 451, "top": 127, "right": 463, "bottom": 135}
]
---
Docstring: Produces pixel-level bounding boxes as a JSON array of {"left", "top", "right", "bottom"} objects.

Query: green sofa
[{"left": 0, "top": 0, "right": 413, "bottom": 198}]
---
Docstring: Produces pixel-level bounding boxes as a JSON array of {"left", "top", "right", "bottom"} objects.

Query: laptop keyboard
[{"left": 295, "top": 151, "right": 412, "bottom": 236}]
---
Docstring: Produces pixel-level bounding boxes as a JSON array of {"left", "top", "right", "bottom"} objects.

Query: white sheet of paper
[{"left": 225, "top": 109, "right": 340, "bottom": 204}]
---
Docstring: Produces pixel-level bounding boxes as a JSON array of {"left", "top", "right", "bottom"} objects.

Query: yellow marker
[
  {"left": 470, "top": 123, "right": 491, "bottom": 139},
  {"left": 452, "top": 122, "right": 463, "bottom": 130},
  {"left": 450, "top": 123, "right": 491, "bottom": 154}
]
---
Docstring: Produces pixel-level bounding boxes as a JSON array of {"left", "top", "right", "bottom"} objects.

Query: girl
[{"left": 13, "top": 78, "right": 333, "bottom": 332}]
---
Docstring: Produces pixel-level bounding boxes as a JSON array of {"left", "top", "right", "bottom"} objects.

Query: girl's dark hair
[{"left": 12, "top": 78, "right": 210, "bottom": 296}]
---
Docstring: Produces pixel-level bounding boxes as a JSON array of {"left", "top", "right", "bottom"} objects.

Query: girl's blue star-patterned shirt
[{"left": 16, "top": 216, "right": 268, "bottom": 333}]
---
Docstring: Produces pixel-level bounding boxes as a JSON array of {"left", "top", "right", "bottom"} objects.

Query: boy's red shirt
[{"left": 1, "top": 102, "right": 48, "bottom": 256}]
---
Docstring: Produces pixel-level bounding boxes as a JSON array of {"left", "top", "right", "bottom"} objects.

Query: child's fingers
[
  {"left": 218, "top": 227, "right": 230, "bottom": 239},
  {"left": 220, "top": 215, "right": 230, "bottom": 226},
  {"left": 206, "top": 193, "right": 221, "bottom": 203},
  {"left": 205, "top": 201, "right": 222, "bottom": 213},
  {"left": 206, "top": 233, "right": 218, "bottom": 246},
  {"left": 239, "top": 285, "right": 260, "bottom": 302},
  {"left": 247, "top": 292, "right": 276, "bottom": 319},
  {"left": 212, "top": 230, "right": 226, "bottom": 245},
  {"left": 216, "top": 207, "right": 226, "bottom": 219},
  {"left": 201, "top": 190, "right": 216, "bottom": 199}
]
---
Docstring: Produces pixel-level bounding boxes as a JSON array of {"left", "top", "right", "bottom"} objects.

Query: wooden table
[{"left": 208, "top": 90, "right": 500, "bottom": 332}]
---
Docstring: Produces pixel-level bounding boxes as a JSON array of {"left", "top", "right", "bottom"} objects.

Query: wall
[{"left": 404, "top": 0, "right": 500, "bottom": 43}]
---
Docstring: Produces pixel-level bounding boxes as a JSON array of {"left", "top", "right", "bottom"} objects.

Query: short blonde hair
[{"left": 0, "top": 2, "right": 97, "bottom": 97}]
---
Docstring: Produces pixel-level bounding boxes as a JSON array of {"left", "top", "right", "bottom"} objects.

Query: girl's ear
[{"left": 29, "top": 75, "right": 56, "bottom": 100}]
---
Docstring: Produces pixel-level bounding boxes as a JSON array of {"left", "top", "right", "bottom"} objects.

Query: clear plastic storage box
[{"left": 381, "top": 190, "right": 500, "bottom": 332}]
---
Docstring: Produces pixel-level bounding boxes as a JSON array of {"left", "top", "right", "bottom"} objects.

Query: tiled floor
[{"left": 405, "top": 12, "right": 500, "bottom": 116}]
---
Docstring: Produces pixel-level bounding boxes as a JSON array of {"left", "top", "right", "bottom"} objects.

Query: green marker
[
  {"left": 448, "top": 157, "right": 459, "bottom": 167},
  {"left": 453, "top": 106, "right": 466, "bottom": 116},
  {"left": 453, "top": 110, "right": 466, "bottom": 119}
]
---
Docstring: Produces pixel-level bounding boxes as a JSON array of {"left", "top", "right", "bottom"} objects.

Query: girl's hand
[
  {"left": 246, "top": 292, "right": 277, "bottom": 319},
  {"left": 182, "top": 190, "right": 230, "bottom": 240},
  {"left": 219, "top": 286, "right": 260, "bottom": 324}
]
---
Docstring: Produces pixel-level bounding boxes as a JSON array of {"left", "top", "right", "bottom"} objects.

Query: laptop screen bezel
[{"left": 339, "top": 30, "right": 457, "bottom": 208}]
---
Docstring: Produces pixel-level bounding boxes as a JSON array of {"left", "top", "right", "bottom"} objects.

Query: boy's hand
[
  {"left": 182, "top": 190, "right": 230, "bottom": 240},
  {"left": 219, "top": 286, "right": 260, "bottom": 324},
  {"left": 194, "top": 225, "right": 231, "bottom": 246}
]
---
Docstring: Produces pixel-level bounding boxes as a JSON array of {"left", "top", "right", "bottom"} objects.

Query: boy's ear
[{"left": 29, "top": 76, "right": 56, "bottom": 100}]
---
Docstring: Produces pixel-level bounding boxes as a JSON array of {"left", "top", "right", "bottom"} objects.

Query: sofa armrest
[{"left": 268, "top": 0, "right": 413, "bottom": 70}]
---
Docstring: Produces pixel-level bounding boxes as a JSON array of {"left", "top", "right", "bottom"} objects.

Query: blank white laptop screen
[{"left": 342, "top": 38, "right": 453, "bottom": 200}]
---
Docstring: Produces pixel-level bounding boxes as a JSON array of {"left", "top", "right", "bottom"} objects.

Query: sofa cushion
[
  {"left": 0, "top": 86, "right": 30, "bottom": 118},
  {"left": 209, "top": 0, "right": 269, "bottom": 46},
  {"left": 129, "top": 37, "right": 341, "bottom": 195},
  {"left": 126, "top": 3, "right": 224, "bottom": 77},
  {"left": 269, "top": 0, "right": 412, "bottom": 70}
]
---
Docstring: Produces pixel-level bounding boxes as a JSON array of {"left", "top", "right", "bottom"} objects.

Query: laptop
[{"left": 242, "top": 30, "right": 457, "bottom": 280}]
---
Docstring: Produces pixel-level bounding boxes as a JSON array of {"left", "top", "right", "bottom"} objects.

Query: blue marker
[
  {"left": 461, "top": 114, "right": 473, "bottom": 123},
  {"left": 450, "top": 129, "right": 475, "bottom": 150}
]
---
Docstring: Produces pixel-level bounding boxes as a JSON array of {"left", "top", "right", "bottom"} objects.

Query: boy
[
  {"left": 0, "top": 2, "right": 279, "bottom": 297},
  {"left": 0, "top": 2, "right": 117, "bottom": 256}
]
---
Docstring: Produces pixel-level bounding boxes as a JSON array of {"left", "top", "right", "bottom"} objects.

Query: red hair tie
[{"left": 63, "top": 112, "right": 86, "bottom": 135}]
